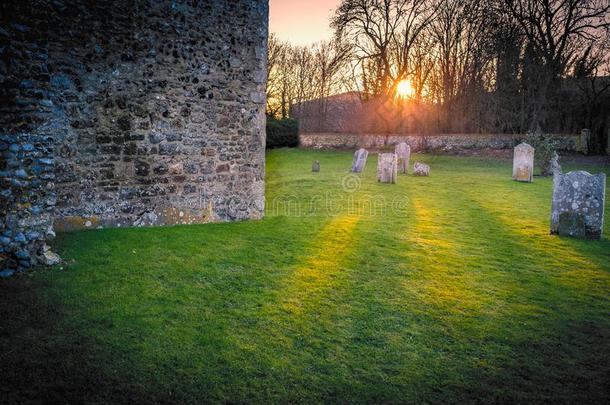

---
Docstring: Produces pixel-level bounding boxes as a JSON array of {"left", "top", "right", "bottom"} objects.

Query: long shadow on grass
[
  {"left": 224, "top": 175, "right": 414, "bottom": 402},
  {"left": 232, "top": 213, "right": 365, "bottom": 403},
  {"left": 332, "top": 178, "right": 609, "bottom": 403},
  {"left": 0, "top": 277, "right": 161, "bottom": 404},
  {"left": 442, "top": 188, "right": 610, "bottom": 402},
  {"left": 335, "top": 184, "right": 508, "bottom": 403},
  {"left": 2, "top": 216, "right": 331, "bottom": 403},
  {"left": 254, "top": 176, "right": 450, "bottom": 403}
]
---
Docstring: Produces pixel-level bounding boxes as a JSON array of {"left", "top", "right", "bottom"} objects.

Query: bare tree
[
  {"left": 266, "top": 33, "right": 289, "bottom": 117},
  {"left": 269, "top": 0, "right": 610, "bottom": 138},
  {"left": 332, "top": 0, "right": 436, "bottom": 96},
  {"left": 428, "top": 0, "right": 495, "bottom": 131},
  {"left": 311, "top": 39, "right": 352, "bottom": 129},
  {"left": 503, "top": 0, "right": 610, "bottom": 129}
]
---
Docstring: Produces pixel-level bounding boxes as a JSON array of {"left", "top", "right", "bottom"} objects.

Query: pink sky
[{"left": 269, "top": 0, "right": 341, "bottom": 45}]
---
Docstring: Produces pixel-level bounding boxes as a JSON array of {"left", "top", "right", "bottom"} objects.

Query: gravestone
[
  {"left": 549, "top": 152, "right": 561, "bottom": 176},
  {"left": 513, "top": 142, "right": 535, "bottom": 182},
  {"left": 395, "top": 142, "right": 411, "bottom": 174},
  {"left": 312, "top": 161, "right": 320, "bottom": 172},
  {"left": 413, "top": 162, "right": 430, "bottom": 176},
  {"left": 579, "top": 129, "right": 590, "bottom": 154},
  {"left": 351, "top": 148, "right": 368, "bottom": 173},
  {"left": 550, "top": 171, "right": 606, "bottom": 239},
  {"left": 377, "top": 153, "right": 398, "bottom": 183}
]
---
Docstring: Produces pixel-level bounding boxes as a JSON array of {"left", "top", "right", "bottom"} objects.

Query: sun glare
[{"left": 396, "top": 79, "right": 415, "bottom": 98}]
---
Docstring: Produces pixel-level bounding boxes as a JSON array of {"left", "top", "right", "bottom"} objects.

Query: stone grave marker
[
  {"left": 351, "top": 148, "right": 368, "bottom": 173},
  {"left": 413, "top": 162, "right": 430, "bottom": 176},
  {"left": 312, "top": 161, "right": 320, "bottom": 172},
  {"left": 549, "top": 152, "right": 562, "bottom": 176},
  {"left": 550, "top": 171, "right": 606, "bottom": 239},
  {"left": 513, "top": 142, "right": 535, "bottom": 182},
  {"left": 579, "top": 129, "right": 590, "bottom": 154},
  {"left": 377, "top": 153, "right": 398, "bottom": 183},
  {"left": 395, "top": 142, "right": 411, "bottom": 174}
]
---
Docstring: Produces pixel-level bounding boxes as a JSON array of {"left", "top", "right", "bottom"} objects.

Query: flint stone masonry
[
  {"left": 413, "top": 162, "right": 430, "bottom": 176},
  {"left": 0, "top": 134, "right": 56, "bottom": 270},
  {"left": 0, "top": 0, "right": 268, "bottom": 271},
  {"left": 395, "top": 142, "right": 410, "bottom": 174},
  {"left": 377, "top": 153, "right": 398, "bottom": 183},
  {"left": 513, "top": 143, "right": 535, "bottom": 182},
  {"left": 550, "top": 171, "right": 606, "bottom": 239},
  {"left": 351, "top": 148, "right": 368, "bottom": 173}
]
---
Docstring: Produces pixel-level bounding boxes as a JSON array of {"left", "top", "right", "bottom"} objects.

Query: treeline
[{"left": 266, "top": 0, "right": 610, "bottom": 152}]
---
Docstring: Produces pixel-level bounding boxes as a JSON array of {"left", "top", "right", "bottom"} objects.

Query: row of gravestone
[
  {"left": 351, "top": 143, "right": 430, "bottom": 183},
  {"left": 313, "top": 142, "right": 606, "bottom": 240},
  {"left": 312, "top": 143, "right": 430, "bottom": 182},
  {"left": 512, "top": 142, "right": 606, "bottom": 240}
]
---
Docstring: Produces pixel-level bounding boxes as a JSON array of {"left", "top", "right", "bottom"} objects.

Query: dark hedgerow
[{"left": 266, "top": 117, "right": 299, "bottom": 149}]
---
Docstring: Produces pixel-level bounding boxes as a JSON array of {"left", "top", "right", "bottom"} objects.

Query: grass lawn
[{"left": 1, "top": 149, "right": 609, "bottom": 404}]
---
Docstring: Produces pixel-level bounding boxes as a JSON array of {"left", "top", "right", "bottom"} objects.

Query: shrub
[
  {"left": 524, "top": 132, "right": 559, "bottom": 176},
  {"left": 266, "top": 118, "right": 299, "bottom": 149}
]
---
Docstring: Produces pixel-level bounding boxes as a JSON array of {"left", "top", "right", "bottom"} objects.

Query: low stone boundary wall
[{"left": 299, "top": 133, "right": 587, "bottom": 152}]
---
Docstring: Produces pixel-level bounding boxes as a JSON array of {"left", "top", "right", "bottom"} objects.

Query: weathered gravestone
[
  {"left": 550, "top": 171, "right": 606, "bottom": 239},
  {"left": 579, "top": 129, "right": 590, "bottom": 154},
  {"left": 377, "top": 153, "right": 398, "bottom": 183},
  {"left": 312, "top": 161, "right": 320, "bottom": 172},
  {"left": 549, "top": 152, "right": 562, "bottom": 176},
  {"left": 413, "top": 162, "right": 430, "bottom": 176},
  {"left": 351, "top": 148, "right": 368, "bottom": 173},
  {"left": 513, "top": 142, "right": 535, "bottom": 182},
  {"left": 395, "top": 142, "right": 411, "bottom": 174}
]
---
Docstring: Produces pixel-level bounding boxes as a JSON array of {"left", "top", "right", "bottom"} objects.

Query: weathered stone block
[
  {"left": 395, "top": 142, "right": 410, "bottom": 174},
  {"left": 413, "top": 162, "right": 430, "bottom": 176},
  {"left": 351, "top": 148, "right": 368, "bottom": 173},
  {"left": 550, "top": 171, "right": 605, "bottom": 239},
  {"left": 377, "top": 153, "right": 397, "bottom": 183},
  {"left": 513, "top": 142, "right": 534, "bottom": 182},
  {"left": 312, "top": 161, "right": 320, "bottom": 172}
]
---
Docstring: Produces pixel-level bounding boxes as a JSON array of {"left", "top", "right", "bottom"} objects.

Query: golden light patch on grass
[
  {"left": 469, "top": 192, "right": 606, "bottom": 274},
  {"left": 279, "top": 214, "right": 361, "bottom": 315},
  {"left": 558, "top": 268, "right": 610, "bottom": 291},
  {"left": 409, "top": 200, "right": 456, "bottom": 251},
  {"left": 407, "top": 198, "right": 490, "bottom": 313}
]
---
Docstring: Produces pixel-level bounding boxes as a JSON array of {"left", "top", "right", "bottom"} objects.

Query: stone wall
[
  {"left": 299, "top": 133, "right": 585, "bottom": 152},
  {"left": 0, "top": 0, "right": 268, "bottom": 272},
  {"left": 0, "top": 134, "right": 56, "bottom": 271}
]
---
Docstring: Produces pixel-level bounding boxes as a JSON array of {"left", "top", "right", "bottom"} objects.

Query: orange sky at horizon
[{"left": 269, "top": 0, "right": 341, "bottom": 46}]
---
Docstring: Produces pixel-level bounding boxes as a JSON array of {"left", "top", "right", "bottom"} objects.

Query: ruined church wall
[{"left": 0, "top": 0, "right": 268, "bottom": 270}]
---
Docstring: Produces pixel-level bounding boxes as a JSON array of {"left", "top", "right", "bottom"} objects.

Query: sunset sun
[{"left": 396, "top": 79, "right": 415, "bottom": 98}]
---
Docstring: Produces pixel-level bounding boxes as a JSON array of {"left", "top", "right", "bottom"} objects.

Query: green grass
[{"left": 1, "top": 149, "right": 609, "bottom": 404}]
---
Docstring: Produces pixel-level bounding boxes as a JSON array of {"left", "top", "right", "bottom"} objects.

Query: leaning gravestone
[
  {"left": 413, "top": 162, "right": 430, "bottom": 176},
  {"left": 395, "top": 142, "right": 411, "bottom": 174},
  {"left": 377, "top": 153, "right": 398, "bottom": 183},
  {"left": 351, "top": 148, "right": 368, "bottom": 173},
  {"left": 513, "top": 142, "right": 535, "bottom": 182},
  {"left": 550, "top": 171, "right": 606, "bottom": 239},
  {"left": 312, "top": 161, "right": 320, "bottom": 172}
]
